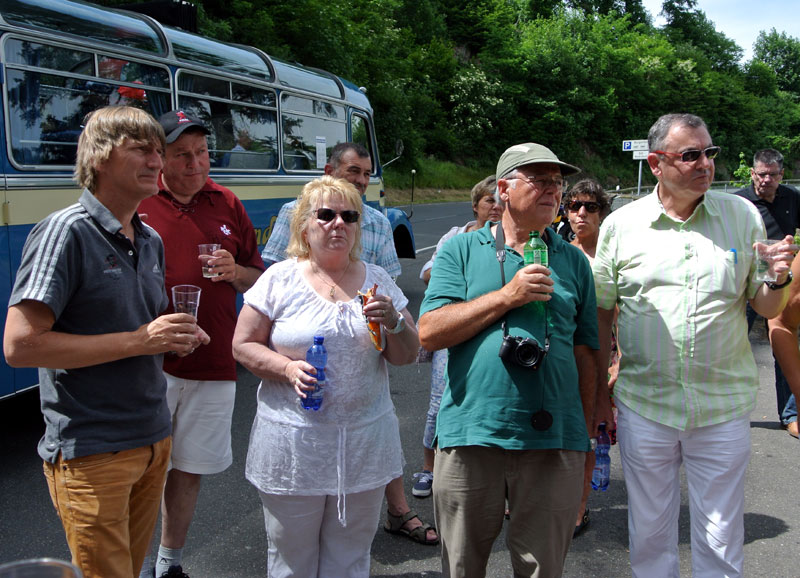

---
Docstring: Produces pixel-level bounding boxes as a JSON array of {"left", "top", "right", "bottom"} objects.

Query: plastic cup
[
  {"left": 172, "top": 284, "right": 201, "bottom": 318},
  {"left": 0, "top": 558, "right": 83, "bottom": 577},
  {"left": 754, "top": 239, "right": 780, "bottom": 282},
  {"left": 198, "top": 243, "right": 221, "bottom": 278}
]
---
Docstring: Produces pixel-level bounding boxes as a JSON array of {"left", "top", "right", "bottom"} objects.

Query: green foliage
[
  {"left": 104, "top": 0, "right": 800, "bottom": 187},
  {"left": 754, "top": 29, "right": 800, "bottom": 97},
  {"left": 730, "top": 153, "right": 751, "bottom": 188}
]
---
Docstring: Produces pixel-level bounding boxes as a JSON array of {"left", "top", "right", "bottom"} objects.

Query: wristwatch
[
  {"left": 385, "top": 313, "right": 406, "bottom": 334},
  {"left": 767, "top": 271, "right": 793, "bottom": 290}
]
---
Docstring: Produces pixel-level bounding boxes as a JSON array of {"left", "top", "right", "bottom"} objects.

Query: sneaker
[
  {"left": 412, "top": 469, "right": 433, "bottom": 497},
  {"left": 159, "top": 566, "right": 190, "bottom": 578}
]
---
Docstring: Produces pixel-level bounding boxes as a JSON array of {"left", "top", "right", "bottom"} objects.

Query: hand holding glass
[
  {"left": 172, "top": 284, "right": 201, "bottom": 318},
  {"left": 198, "top": 243, "right": 221, "bottom": 278},
  {"left": 754, "top": 240, "right": 780, "bottom": 282}
]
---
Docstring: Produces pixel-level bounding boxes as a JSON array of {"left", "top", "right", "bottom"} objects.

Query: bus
[{"left": 0, "top": 0, "right": 416, "bottom": 398}]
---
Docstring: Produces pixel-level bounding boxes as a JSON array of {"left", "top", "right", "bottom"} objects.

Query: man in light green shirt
[{"left": 593, "top": 113, "right": 795, "bottom": 578}]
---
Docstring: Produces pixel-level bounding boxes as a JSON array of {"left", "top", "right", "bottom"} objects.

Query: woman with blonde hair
[{"left": 233, "top": 175, "right": 419, "bottom": 577}]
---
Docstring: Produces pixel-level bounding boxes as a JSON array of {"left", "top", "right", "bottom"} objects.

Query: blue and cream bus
[{"left": 0, "top": 0, "right": 415, "bottom": 398}]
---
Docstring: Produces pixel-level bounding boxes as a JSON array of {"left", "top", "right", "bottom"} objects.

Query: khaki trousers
[
  {"left": 44, "top": 437, "right": 171, "bottom": 578},
  {"left": 433, "top": 445, "right": 584, "bottom": 578}
]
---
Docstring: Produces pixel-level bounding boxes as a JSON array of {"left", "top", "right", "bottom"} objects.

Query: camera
[{"left": 498, "top": 334, "right": 547, "bottom": 370}]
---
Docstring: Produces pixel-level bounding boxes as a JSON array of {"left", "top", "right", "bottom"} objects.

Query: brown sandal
[{"left": 383, "top": 510, "right": 439, "bottom": 545}]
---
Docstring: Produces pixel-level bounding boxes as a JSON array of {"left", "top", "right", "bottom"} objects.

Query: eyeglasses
[
  {"left": 315, "top": 208, "right": 360, "bottom": 223},
  {"left": 754, "top": 171, "right": 782, "bottom": 180},
  {"left": 565, "top": 200, "right": 601, "bottom": 213},
  {"left": 652, "top": 146, "right": 721, "bottom": 163},
  {"left": 514, "top": 175, "right": 565, "bottom": 190}
]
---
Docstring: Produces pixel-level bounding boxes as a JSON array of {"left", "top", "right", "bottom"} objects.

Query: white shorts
[{"left": 165, "top": 373, "right": 235, "bottom": 475}]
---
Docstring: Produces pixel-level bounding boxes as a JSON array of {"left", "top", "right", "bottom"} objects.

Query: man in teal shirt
[
  {"left": 419, "top": 143, "right": 598, "bottom": 578},
  {"left": 593, "top": 113, "right": 795, "bottom": 578}
]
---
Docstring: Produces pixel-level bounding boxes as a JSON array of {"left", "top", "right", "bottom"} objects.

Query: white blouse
[{"left": 243, "top": 258, "right": 406, "bottom": 524}]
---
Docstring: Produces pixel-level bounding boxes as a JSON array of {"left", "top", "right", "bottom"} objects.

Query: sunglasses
[
  {"left": 565, "top": 200, "right": 601, "bottom": 213},
  {"left": 652, "top": 146, "right": 721, "bottom": 163},
  {"left": 315, "top": 208, "right": 360, "bottom": 223}
]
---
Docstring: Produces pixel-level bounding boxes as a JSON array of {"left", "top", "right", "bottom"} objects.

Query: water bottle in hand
[
  {"left": 301, "top": 336, "right": 327, "bottom": 411},
  {"left": 523, "top": 231, "right": 548, "bottom": 313},
  {"left": 591, "top": 423, "right": 611, "bottom": 491}
]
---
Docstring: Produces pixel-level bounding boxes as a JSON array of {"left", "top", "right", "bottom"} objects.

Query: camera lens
[{"left": 515, "top": 340, "right": 540, "bottom": 368}]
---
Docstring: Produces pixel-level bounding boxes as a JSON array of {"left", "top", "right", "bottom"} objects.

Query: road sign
[
  {"left": 632, "top": 150, "right": 649, "bottom": 160},
  {"left": 622, "top": 139, "right": 648, "bottom": 151}
]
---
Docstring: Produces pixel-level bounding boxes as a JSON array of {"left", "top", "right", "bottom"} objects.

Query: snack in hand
[{"left": 358, "top": 283, "right": 383, "bottom": 351}]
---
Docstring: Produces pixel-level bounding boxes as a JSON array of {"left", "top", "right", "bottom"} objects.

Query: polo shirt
[
  {"left": 9, "top": 189, "right": 171, "bottom": 463},
  {"left": 420, "top": 222, "right": 598, "bottom": 452},
  {"left": 261, "top": 199, "right": 402, "bottom": 277},
  {"left": 593, "top": 187, "right": 766, "bottom": 430},
  {"left": 734, "top": 183, "right": 800, "bottom": 239},
  {"left": 138, "top": 177, "right": 265, "bottom": 381}
]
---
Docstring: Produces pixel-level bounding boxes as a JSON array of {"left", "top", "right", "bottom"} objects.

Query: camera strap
[
  {"left": 494, "top": 223, "right": 550, "bottom": 348},
  {"left": 495, "top": 223, "right": 553, "bottom": 432}
]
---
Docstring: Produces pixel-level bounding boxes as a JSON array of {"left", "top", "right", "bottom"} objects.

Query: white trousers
[
  {"left": 258, "top": 486, "right": 384, "bottom": 578},
  {"left": 617, "top": 402, "right": 750, "bottom": 578}
]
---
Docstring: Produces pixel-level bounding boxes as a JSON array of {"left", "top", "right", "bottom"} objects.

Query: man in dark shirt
[
  {"left": 3, "top": 106, "right": 208, "bottom": 578},
  {"left": 735, "top": 148, "right": 800, "bottom": 437}
]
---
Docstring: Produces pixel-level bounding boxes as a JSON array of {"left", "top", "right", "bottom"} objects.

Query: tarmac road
[{"left": 1, "top": 202, "right": 799, "bottom": 577}]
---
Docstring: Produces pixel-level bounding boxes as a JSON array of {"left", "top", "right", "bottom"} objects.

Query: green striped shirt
[{"left": 593, "top": 187, "right": 766, "bottom": 430}]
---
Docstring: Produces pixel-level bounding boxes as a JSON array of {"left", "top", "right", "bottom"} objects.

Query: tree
[
  {"left": 660, "top": 0, "right": 742, "bottom": 71},
  {"left": 753, "top": 29, "right": 800, "bottom": 98}
]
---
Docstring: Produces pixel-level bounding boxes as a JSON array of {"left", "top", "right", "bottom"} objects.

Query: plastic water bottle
[
  {"left": 301, "top": 336, "right": 327, "bottom": 411},
  {"left": 523, "top": 231, "right": 548, "bottom": 312},
  {"left": 591, "top": 423, "right": 611, "bottom": 491},
  {"left": 524, "top": 230, "right": 548, "bottom": 267}
]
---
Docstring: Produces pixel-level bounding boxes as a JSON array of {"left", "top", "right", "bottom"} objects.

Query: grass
[
  {"left": 383, "top": 187, "right": 472, "bottom": 206},
  {"left": 382, "top": 157, "right": 493, "bottom": 206}
]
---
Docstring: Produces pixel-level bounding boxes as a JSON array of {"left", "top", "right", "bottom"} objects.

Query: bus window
[
  {"left": 351, "top": 113, "right": 375, "bottom": 172},
  {"left": 281, "top": 94, "right": 346, "bottom": 171},
  {"left": 6, "top": 69, "right": 170, "bottom": 167},
  {"left": 178, "top": 90, "right": 278, "bottom": 170},
  {"left": 5, "top": 38, "right": 93, "bottom": 74},
  {"left": 3, "top": 38, "right": 171, "bottom": 168},
  {"left": 3, "top": 0, "right": 165, "bottom": 55},
  {"left": 178, "top": 72, "right": 228, "bottom": 99},
  {"left": 98, "top": 56, "right": 170, "bottom": 89}
]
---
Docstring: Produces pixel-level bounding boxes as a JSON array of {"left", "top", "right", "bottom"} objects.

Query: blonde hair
[
  {"left": 74, "top": 106, "right": 165, "bottom": 191},
  {"left": 286, "top": 175, "right": 363, "bottom": 261}
]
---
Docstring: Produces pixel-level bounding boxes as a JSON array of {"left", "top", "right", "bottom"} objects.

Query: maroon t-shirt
[{"left": 139, "top": 177, "right": 265, "bottom": 380}]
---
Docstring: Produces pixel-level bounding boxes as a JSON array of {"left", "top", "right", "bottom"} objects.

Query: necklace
[{"left": 310, "top": 260, "right": 351, "bottom": 299}]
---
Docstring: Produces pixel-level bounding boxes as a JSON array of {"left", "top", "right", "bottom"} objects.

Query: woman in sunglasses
[
  {"left": 563, "top": 178, "right": 618, "bottom": 538},
  {"left": 563, "top": 178, "right": 611, "bottom": 262},
  {"left": 233, "top": 175, "right": 419, "bottom": 577}
]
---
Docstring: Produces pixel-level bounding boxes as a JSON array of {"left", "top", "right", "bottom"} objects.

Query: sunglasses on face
[
  {"left": 652, "top": 146, "right": 721, "bottom": 163},
  {"left": 565, "top": 200, "right": 601, "bottom": 213},
  {"left": 316, "top": 208, "right": 360, "bottom": 223}
]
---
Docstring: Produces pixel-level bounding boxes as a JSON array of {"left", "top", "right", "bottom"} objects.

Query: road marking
[{"left": 416, "top": 244, "right": 437, "bottom": 255}]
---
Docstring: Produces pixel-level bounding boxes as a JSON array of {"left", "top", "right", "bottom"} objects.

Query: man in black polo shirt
[
  {"left": 3, "top": 106, "right": 209, "bottom": 578},
  {"left": 735, "top": 148, "right": 800, "bottom": 437}
]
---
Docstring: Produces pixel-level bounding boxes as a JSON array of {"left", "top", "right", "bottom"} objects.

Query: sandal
[
  {"left": 573, "top": 508, "right": 590, "bottom": 538},
  {"left": 383, "top": 510, "right": 439, "bottom": 545}
]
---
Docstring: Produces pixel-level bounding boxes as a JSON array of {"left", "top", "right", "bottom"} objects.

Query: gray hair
[
  {"left": 648, "top": 113, "right": 708, "bottom": 152},
  {"left": 328, "top": 142, "right": 370, "bottom": 169},
  {"left": 753, "top": 148, "right": 784, "bottom": 170}
]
